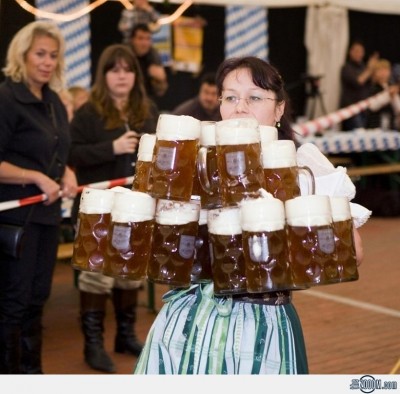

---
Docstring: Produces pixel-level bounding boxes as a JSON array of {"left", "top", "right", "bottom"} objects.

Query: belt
[{"left": 217, "top": 290, "right": 292, "bottom": 306}]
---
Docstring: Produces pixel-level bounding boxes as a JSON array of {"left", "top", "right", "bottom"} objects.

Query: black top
[
  {"left": 366, "top": 84, "right": 396, "bottom": 130},
  {"left": 0, "top": 78, "right": 70, "bottom": 225},
  {"left": 340, "top": 60, "right": 372, "bottom": 108},
  {"left": 68, "top": 101, "right": 158, "bottom": 223}
]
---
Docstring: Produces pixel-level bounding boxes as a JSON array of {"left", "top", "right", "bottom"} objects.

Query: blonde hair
[
  {"left": 2, "top": 21, "right": 66, "bottom": 91},
  {"left": 374, "top": 59, "right": 391, "bottom": 71}
]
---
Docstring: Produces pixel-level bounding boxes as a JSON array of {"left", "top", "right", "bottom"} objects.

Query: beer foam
[
  {"left": 137, "top": 134, "right": 156, "bottom": 162},
  {"left": 259, "top": 125, "right": 278, "bottom": 150},
  {"left": 200, "top": 121, "right": 216, "bottom": 146},
  {"left": 329, "top": 196, "right": 351, "bottom": 222},
  {"left": 156, "top": 114, "right": 201, "bottom": 141},
  {"left": 216, "top": 118, "right": 260, "bottom": 145},
  {"left": 79, "top": 187, "right": 115, "bottom": 214},
  {"left": 110, "top": 186, "right": 131, "bottom": 194},
  {"left": 111, "top": 190, "right": 156, "bottom": 222},
  {"left": 240, "top": 194, "right": 285, "bottom": 232},
  {"left": 156, "top": 199, "right": 200, "bottom": 225},
  {"left": 262, "top": 140, "right": 297, "bottom": 168},
  {"left": 199, "top": 209, "right": 208, "bottom": 226},
  {"left": 207, "top": 207, "right": 241, "bottom": 235},
  {"left": 285, "top": 195, "right": 332, "bottom": 226}
]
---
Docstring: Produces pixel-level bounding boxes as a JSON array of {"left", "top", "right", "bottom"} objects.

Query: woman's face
[
  {"left": 219, "top": 68, "right": 284, "bottom": 126},
  {"left": 25, "top": 34, "right": 59, "bottom": 90},
  {"left": 105, "top": 59, "right": 135, "bottom": 100}
]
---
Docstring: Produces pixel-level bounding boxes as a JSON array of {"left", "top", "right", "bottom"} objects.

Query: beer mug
[
  {"left": 196, "top": 121, "right": 223, "bottom": 209},
  {"left": 151, "top": 114, "right": 201, "bottom": 202},
  {"left": 147, "top": 199, "right": 200, "bottom": 288},
  {"left": 72, "top": 187, "right": 114, "bottom": 273},
  {"left": 208, "top": 206, "right": 247, "bottom": 295},
  {"left": 285, "top": 195, "right": 337, "bottom": 287},
  {"left": 259, "top": 125, "right": 278, "bottom": 151},
  {"left": 240, "top": 193, "right": 294, "bottom": 293},
  {"left": 190, "top": 209, "right": 213, "bottom": 284},
  {"left": 262, "top": 140, "right": 315, "bottom": 202},
  {"left": 329, "top": 196, "right": 359, "bottom": 283},
  {"left": 215, "top": 118, "right": 266, "bottom": 206},
  {"left": 132, "top": 133, "right": 156, "bottom": 193},
  {"left": 102, "top": 190, "right": 156, "bottom": 280}
]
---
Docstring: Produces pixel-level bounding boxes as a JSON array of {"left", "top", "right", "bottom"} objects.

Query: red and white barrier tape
[
  {"left": 293, "top": 90, "right": 390, "bottom": 137},
  {"left": 0, "top": 176, "right": 134, "bottom": 213}
]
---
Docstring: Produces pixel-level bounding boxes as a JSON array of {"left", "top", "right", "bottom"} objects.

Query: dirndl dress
[{"left": 134, "top": 283, "right": 308, "bottom": 374}]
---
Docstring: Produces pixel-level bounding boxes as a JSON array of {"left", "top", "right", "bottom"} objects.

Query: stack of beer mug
[{"left": 71, "top": 114, "right": 359, "bottom": 293}]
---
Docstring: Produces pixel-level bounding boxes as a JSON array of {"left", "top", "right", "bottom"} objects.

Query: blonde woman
[{"left": 0, "top": 21, "right": 77, "bottom": 373}]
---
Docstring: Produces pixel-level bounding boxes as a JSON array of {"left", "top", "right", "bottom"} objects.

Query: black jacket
[{"left": 0, "top": 78, "right": 70, "bottom": 225}]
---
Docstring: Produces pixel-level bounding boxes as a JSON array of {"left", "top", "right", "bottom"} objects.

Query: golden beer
[
  {"left": 72, "top": 212, "right": 111, "bottom": 273},
  {"left": 102, "top": 220, "right": 154, "bottom": 280},
  {"left": 190, "top": 223, "right": 213, "bottom": 283},
  {"left": 287, "top": 224, "right": 337, "bottom": 287},
  {"left": 209, "top": 232, "right": 247, "bottom": 295},
  {"left": 132, "top": 160, "right": 153, "bottom": 193},
  {"left": 242, "top": 229, "right": 294, "bottom": 293},
  {"left": 151, "top": 139, "right": 199, "bottom": 201},
  {"left": 333, "top": 219, "right": 359, "bottom": 282},
  {"left": 217, "top": 142, "right": 265, "bottom": 206},
  {"left": 263, "top": 167, "right": 301, "bottom": 202},
  {"left": 147, "top": 221, "right": 198, "bottom": 287}
]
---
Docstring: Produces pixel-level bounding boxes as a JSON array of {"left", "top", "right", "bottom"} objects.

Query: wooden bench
[
  {"left": 346, "top": 163, "right": 400, "bottom": 177},
  {"left": 57, "top": 242, "right": 73, "bottom": 261}
]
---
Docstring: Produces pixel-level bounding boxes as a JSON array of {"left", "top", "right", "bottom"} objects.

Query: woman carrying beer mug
[{"left": 134, "top": 56, "right": 364, "bottom": 374}]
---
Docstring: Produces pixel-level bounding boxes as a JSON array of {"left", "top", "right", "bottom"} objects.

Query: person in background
[
  {"left": 68, "top": 85, "right": 89, "bottom": 114},
  {"left": 69, "top": 44, "right": 158, "bottom": 373},
  {"left": 129, "top": 23, "right": 168, "bottom": 101},
  {"left": 366, "top": 59, "right": 400, "bottom": 130},
  {"left": 134, "top": 56, "right": 365, "bottom": 375},
  {"left": 0, "top": 21, "right": 77, "bottom": 374},
  {"left": 118, "top": 0, "right": 161, "bottom": 44},
  {"left": 339, "top": 40, "right": 379, "bottom": 131},
  {"left": 58, "top": 89, "right": 74, "bottom": 122},
  {"left": 172, "top": 72, "right": 222, "bottom": 121}
]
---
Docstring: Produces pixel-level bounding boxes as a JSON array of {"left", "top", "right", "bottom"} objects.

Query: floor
[{"left": 41, "top": 217, "right": 400, "bottom": 375}]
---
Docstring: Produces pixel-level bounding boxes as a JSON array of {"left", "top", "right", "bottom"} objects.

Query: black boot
[
  {"left": 0, "top": 323, "right": 21, "bottom": 374},
  {"left": 20, "top": 306, "right": 43, "bottom": 374},
  {"left": 80, "top": 291, "right": 115, "bottom": 373},
  {"left": 112, "top": 288, "right": 143, "bottom": 357}
]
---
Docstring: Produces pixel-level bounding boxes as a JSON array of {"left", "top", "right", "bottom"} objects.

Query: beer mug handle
[
  {"left": 197, "top": 146, "right": 213, "bottom": 195},
  {"left": 298, "top": 165, "right": 315, "bottom": 195}
]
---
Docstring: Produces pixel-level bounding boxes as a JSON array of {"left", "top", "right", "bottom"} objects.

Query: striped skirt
[{"left": 134, "top": 283, "right": 308, "bottom": 374}]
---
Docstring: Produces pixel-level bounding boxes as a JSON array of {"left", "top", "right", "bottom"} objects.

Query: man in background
[
  {"left": 129, "top": 23, "right": 168, "bottom": 101},
  {"left": 172, "top": 72, "right": 221, "bottom": 121}
]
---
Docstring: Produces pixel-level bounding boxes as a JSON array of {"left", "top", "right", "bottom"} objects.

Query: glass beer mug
[
  {"left": 190, "top": 209, "right": 213, "bottom": 284},
  {"left": 329, "top": 196, "right": 359, "bottom": 283},
  {"left": 132, "top": 133, "right": 156, "bottom": 193},
  {"left": 102, "top": 190, "right": 156, "bottom": 280},
  {"left": 240, "top": 192, "right": 294, "bottom": 293},
  {"left": 215, "top": 118, "right": 265, "bottom": 206},
  {"left": 262, "top": 140, "right": 315, "bottom": 202},
  {"left": 151, "top": 114, "right": 201, "bottom": 202},
  {"left": 208, "top": 206, "right": 247, "bottom": 295},
  {"left": 72, "top": 187, "right": 114, "bottom": 273},
  {"left": 196, "top": 121, "right": 223, "bottom": 209},
  {"left": 285, "top": 195, "right": 337, "bottom": 287},
  {"left": 147, "top": 199, "right": 200, "bottom": 288}
]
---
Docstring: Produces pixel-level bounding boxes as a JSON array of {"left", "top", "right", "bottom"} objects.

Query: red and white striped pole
[{"left": 0, "top": 176, "right": 134, "bottom": 213}]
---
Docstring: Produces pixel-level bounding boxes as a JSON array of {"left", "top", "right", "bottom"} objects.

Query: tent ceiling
[{"left": 149, "top": 0, "right": 400, "bottom": 15}]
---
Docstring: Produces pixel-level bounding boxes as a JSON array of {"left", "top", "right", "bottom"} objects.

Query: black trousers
[{"left": 0, "top": 222, "right": 59, "bottom": 325}]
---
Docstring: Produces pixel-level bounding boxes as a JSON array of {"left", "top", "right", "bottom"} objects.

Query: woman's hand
[
  {"left": 60, "top": 166, "right": 78, "bottom": 199},
  {"left": 35, "top": 172, "right": 62, "bottom": 205},
  {"left": 113, "top": 130, "right": 141, "bottom": 155}
]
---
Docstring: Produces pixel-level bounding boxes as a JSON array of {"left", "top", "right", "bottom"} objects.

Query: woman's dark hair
[
  {"left": 216, "top": 56, "right": 296, "bottom": 142},
  {"left": 91, "top": 44, "right": 149, "bottom": 129}
]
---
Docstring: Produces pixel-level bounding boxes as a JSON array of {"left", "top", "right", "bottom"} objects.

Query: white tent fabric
[{"left": 304, "top": 5, "right": 348, "bottom": 118}]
